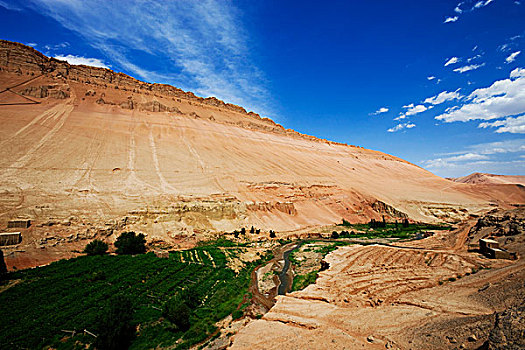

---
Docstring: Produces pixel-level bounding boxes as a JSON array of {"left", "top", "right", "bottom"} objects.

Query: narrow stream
[{"left": 277, "top": 246, "right": 297, "bottom": 295}]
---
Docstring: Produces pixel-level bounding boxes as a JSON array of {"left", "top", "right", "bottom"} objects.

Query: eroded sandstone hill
[
  {"left": 449, "top": 173, "right": 525, "bottom": 186},
  {"left": 0, "top": 40, "right": 524, "bottom": 262}
]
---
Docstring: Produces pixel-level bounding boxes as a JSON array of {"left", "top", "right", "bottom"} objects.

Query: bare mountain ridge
[
  {"left": 449, "top": 172, "right": 525, "bottom": 186},
  {"left": 0, "top": 40, "right": 524, "bottom": 269},
  {"left": 0, "top": 40, "right": 375, "bottom": 150}
]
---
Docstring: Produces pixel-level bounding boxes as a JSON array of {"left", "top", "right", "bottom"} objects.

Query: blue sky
[{"left": 0, "top": 0, "right": 524, "bottom": 177}]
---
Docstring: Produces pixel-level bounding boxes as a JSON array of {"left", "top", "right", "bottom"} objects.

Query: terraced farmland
[{"left": 0, "top": 243, "right": 268, "bottom": 349}]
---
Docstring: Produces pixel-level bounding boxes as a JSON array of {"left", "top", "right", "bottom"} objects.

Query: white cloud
[
  {"left": 499, "top": 43, "right": 510, "bottom": 52},
  {"left": 467, "top": 54, "right": 482, "bottom": 63},
  {"left": 54, "top": 54, "right": 109, "bottom": 68},
  {"left": 454, "top": 4, "right": 463, "bottom": 13},
  {"left": 423, "top": 89, "right": 462, "bottom": 105},
  {"left": 24, "top": 0, "right": 272, "bottom": 116},
  {"left": 427, "top": 76, "right": 436, "bottom": 80},
  {"left": 423, "top": 158, "right": 525, "bottom": 176},
  {"left": 424, "top": 139, "right": 525, "bottom": 177},
  {"left": 405, "top": 104, "right": 432, "bottom": 116},
  {"left": 370, "top": 107, "right": 389, "bottom": 116},
  {"left": 506, "top": 51, "right": 521, "bottom": 63},
  {"left": 479, "top": 115, "right": 525, "bottom": 133},
  {"left": 473, "top": 0, "right": 494, "bottom": 9},
  {"left": 444, "top": 57, "right": 459, "bottom": 66},
  {"left": 394, "top": 114, "right": 407, "bottom": 121},
  {"left": 447, "top": 153, "right": 489, "bottom": 162},
  {"left": 466, "top": 139, "right": 525, "bottom": 154},
  {"left": 444, "top": 16, "right": 459, "bottom": 23},
  {"left": 436, "top": 68, "right": 525, "bottom": 123},
  {"left": 453, "top": 63, "right": 485, "bottom": 73},
  {"left": 388, "top": 123, "right": 415, "bottom": 132}
]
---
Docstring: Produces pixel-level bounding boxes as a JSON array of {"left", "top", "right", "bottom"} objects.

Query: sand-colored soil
[{"left": 230, "top": 209, "right": 525, "bottom": 349}]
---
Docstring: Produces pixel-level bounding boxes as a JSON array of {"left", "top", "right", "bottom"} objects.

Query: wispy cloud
[
  {"left": 506, "top": 51, "right": 521, "bottom": 63},
  {"left": 0, "top": 0, "right": 22, "bottom": 11},
  {"left": 423, "top": 89, "right": 462, "bottom": 105},
  {"left": 444, "top": 0, "right": 496, "bottom": 26},
  {"left": 436, "top": 67, "right": 525, "bottom": 123},
  {"left": 54, "top": 54, "right": 109, "bottom": 68},
  {"left": 444, "top": 57, "right": 459, "bottom": 66},
  {"left": 370, "top": 107, "right": 389, "bottom": 116},
  {"left": 388, "top": 122, "right": 416, "bottom": 132},
  {"left": 466, "top": 139, "right": 525, "bottom": 154},
  {"left": 479, "top": 114, "right": 525, "bottom": 133},
  {"left": 422, "top": 138, "right": 525, "bottom": 176},
  {"left": 453, "top": 63, "right": 485, "bottom": 73},
  {"left": 24, "top": 0, "right": 272, "bottom": 116},
  {"left": 473, "top": 0, "right": 494, "bottom": 9},
  {"left": 427, "top": 76, "right": 436, "bottom": 80},
  {"left": 444, "top": 16, "right": 459, "bottom": 23}
]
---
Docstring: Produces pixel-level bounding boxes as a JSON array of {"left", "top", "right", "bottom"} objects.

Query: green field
[
  {"left": 338, "top": 221, "right": 453, "bottom": 239},
  {"left": 0, "top": 242, "right": 268, "bottom": 349}
]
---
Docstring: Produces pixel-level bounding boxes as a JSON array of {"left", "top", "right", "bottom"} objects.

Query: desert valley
[{"left": 0, "top": 26, "right": 524, "bottom": 350}]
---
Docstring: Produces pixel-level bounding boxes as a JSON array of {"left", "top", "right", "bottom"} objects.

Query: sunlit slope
[{"left": 0, "top": 40, "right": 523, "bottom": 235}]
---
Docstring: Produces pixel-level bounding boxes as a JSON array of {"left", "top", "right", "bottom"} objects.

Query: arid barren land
[
  {"left": 231, "top": 207, "right": 525, "bottom": 349},
  {"left": 1, "top": 40, "right": 524, "bottom": 269}
]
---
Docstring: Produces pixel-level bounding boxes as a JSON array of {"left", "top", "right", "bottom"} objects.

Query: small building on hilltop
[
  {"left": 479, "top": 237, "right": 517, "bottom": 260},
  {"left": 0, "top": 232, "right": 22, "bottom": 246},
  {"left": 479, "top": 238, "right": 499, "bottom": 252}
]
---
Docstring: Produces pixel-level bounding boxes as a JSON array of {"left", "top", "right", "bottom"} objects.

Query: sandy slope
[{"left": 0, "top": 41, "right": 524, "bottom": 269}]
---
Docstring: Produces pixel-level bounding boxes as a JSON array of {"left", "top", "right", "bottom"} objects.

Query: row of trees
[{"left": 84, "top": 232, "right": 147, "bottom": 256}]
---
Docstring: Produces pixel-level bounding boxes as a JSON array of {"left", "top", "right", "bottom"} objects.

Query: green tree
[
  {"left": 84, "top": 240, "right": 108, "bottom": 256},
  {"left": 342, "top": 218, "right": 352, "bottom": 227},
  {"left": 115, "top": 232, "right": 146, "bottom": 255},
  {"left": 94, "top": 294, "right": 135, "bottom": 350},
  {"left": 0, "top": 249, "right": 7, "bottom": 280},
  {"left": 163, "top": 297, "right": 191, "bottom": 331}
]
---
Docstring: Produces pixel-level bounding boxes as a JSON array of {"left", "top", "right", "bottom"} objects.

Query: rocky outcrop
[
  {"left": 139, "top": 100, "right": 179, "bottom": 112},
  {"left": 486, "top": 306, "right": 525, "bottom": 349},
  {"left": 371, "top": 200, "right": 408, "bottom": 219},
  {"left": 471, "top": 210, "right": 525, "bottom": 237},
  {"left": 0, "top": 40, "right": 259, "bottom": 116},
  {"left": 246, "top": 201, "right": 297, "bottom": 215},
  {"left": 21, "top": 85, "right": 69, "bottom": 99}
]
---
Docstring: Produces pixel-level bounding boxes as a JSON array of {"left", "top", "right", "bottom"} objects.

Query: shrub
[
  {"left": 269, "top": 230, "right": 276, "bottom": 238},
  {"left": 342, "top": 218, "right": 352, "bottom": 227},
  {"left": 115, "top": 232, "right": 146, "bottom": 255},
  {"left": 94, "top": 294, "right": 135, "bottom": 350},
  {"left": 163, "top": 298, "right": 191, "bottom": 331},
  {"left": 331, "top": 231, "right": 340, "bottom": 239},
  {"left": 84, "top": 240, "right": 108, "bottom": 256},
  {"left": 231, "top": 309, "right": 243, "bottom": 320}
]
